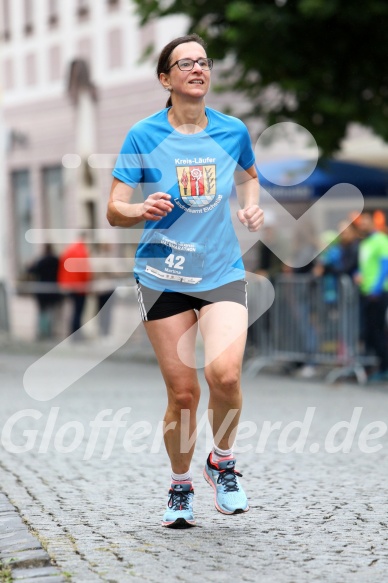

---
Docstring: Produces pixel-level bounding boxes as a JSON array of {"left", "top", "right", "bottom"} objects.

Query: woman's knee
[
  {"left": 205, "top": 364, "right": 241, "bottom": 393},
  {"left": 167, "top": 384, "right": 200, "bottom": 412}
]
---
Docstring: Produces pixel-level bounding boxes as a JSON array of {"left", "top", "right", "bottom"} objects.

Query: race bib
[{"left": 144, "top": 233, "right": 205, "bottom": 284}]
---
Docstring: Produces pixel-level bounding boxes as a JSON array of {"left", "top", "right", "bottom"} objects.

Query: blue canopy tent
[{"left": 256, "top": 159, "right": 388, "bottom": 200}]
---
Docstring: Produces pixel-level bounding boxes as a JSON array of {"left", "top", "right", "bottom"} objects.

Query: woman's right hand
[
  {"left": 107, "top": 179, "right": 174, "bottom": 227},
  {"left": 141, "top": 192, "right": 174, "bottom": 221}
]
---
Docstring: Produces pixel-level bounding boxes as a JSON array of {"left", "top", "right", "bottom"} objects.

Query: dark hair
[
  {"left": 43, "top": 243, "right": 54, "bottom": 256},
  {"left": 157, "top": 34, "right": 207, "bottom": 108}
]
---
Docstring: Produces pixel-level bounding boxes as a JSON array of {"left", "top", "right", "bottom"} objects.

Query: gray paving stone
[
  {"left": 0, "top": 515, "right": 31, "bottom": 530},
  {"left": 0, "top": 525, "right": 30, "bottom": 538},
  {"left": 12, "top": 578, "right": 66, "bottom": 583},
  {"left": 0, "top": 500, "right": 14, "bottom": 512},
  {"left": 0, "top": 548, "right": 50, "bottom": 569},
  {"left": 12, "top": 566, "right": 63, "bottom": 579},
  {"left": 0, "top": 535, "right": 41, "bottom": 552}
]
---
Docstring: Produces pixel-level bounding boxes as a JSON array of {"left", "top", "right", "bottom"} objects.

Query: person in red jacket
[{"left": 57, "top": 236, "right": 91, "bottom": 337}]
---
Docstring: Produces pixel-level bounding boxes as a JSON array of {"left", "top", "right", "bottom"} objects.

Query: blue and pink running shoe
[
  {"left": 162, "top": 481, "right": 196, "bottom": 528},
  {"left": 204, "top": 453, "right": 249, "bottom": 514}
]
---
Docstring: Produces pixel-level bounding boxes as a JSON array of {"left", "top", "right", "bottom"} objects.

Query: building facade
[{"left": 0, "top": 0, "right": 196, "bottom": 278}]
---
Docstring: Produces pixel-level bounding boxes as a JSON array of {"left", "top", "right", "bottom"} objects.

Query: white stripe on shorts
[{"left": 136, "top": 282, "right": 148, "bottom": 321}]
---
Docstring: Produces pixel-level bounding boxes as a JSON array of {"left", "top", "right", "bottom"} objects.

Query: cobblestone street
[{"left": 1, "top": 344, "right": 388, "bottom": 582}]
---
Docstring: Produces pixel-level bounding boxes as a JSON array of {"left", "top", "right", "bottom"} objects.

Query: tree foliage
[{"left": 133, "top": 0, "right": 388, "bottom": 155}]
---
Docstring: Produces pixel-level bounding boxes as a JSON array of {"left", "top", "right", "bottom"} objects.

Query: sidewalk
[{"left": 0, "top": 347, "right": 388, "bottom": 582}]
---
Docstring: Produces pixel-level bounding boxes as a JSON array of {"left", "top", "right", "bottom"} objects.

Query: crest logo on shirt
[{"left": 176, "top": 165, "right": 216, "bottom": 207}]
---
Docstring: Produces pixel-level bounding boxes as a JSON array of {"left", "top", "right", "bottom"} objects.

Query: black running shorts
[{"left": 136, "top": 279, "right": 247, "bottom": 321}]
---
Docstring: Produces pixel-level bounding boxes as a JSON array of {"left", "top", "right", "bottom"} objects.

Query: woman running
[{"left": 107, "top": 33, "right": 263, "bottom": 528}]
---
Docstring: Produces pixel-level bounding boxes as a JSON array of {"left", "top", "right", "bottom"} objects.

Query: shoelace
[
  {"left": 168, "top": 489, "right": 192, "bottom": 511},
  {"left": 217, "top": 468, "right": 243, "bottom": 493}
]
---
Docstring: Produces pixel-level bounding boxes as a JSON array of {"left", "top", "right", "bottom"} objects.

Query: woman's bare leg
[
  {"left": 144, "top": 309, "right": 200, "bottom": 474},
  {"left": 199, "top": 301, "right": 248, "bottom": 449}
]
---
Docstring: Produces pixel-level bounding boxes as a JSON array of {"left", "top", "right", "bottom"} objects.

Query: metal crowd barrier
[
  {"left": 245, "top": 273, "right": 377, "bottom": 384},
  {"left": 245, "top": 274, "right": 274, "bottom": 373}
]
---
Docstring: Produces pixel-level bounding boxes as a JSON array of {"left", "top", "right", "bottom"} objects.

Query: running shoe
[
  {"left": 162, "top": 481, "right": 196, "bottom": 528},
  {"left": 203, "top": 453, "right": 249, "bottom": 515}
]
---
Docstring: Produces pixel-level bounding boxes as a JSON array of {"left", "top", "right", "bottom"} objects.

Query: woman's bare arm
[
  {"left": 234, "top": 165, "right": 264, "bottom": 232},
  {"left": 107, "top": 178, "right": 174, "bottom": 227}
]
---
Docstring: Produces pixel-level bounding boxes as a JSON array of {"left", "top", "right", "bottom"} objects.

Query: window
[
  {"left": 77, "top": 0, "right": 89, "bottom": 19},
  {"left": 23, "top": 0, "right": 33, "bottom": 35},
  {"left": 48, "top": 45, "right": 61, "bottom": 82},
  {"left": 108, "top": 28, "right": 123, "bottom": 69},
  {"left": 107, "top": 0, "right": 119, "bottom": 9},
  {"left": 42, "top": 167, "right": 64, "bottom": 230},
  {"left": 25, "top": 53, "right": 37, "bottom": 86},
  {"left": 1, "top": 0, "right": 11, "bottom": 41},
  {"left": 11, "top": 170, "right": 34, "bottom": 272},
  {"left": 48, "top": 0, "right": 59, "bottom": 27},
  {"left": 2, "top": 58, "right": 14, "bottom": 90}
]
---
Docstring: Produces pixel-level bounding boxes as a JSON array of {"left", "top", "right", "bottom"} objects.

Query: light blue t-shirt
[{"left": 112, "top": 107, "right": 255, "bottom": 292}]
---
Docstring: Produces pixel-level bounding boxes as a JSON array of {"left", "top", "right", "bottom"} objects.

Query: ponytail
[{"left": 165, "top": 96, "right": 172, "bottom": 108}]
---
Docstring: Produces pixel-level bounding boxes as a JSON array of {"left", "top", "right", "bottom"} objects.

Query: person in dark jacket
[{"left": 28, "top": 244, "right": 61, "bottom": 339}]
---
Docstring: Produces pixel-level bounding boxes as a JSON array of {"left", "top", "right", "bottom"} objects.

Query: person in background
[
  {"left": 313, "top": 222, "right": 360, "bottom": 361},
  {"left": 27, "top": 244, "right": 61, "bottom": 339},
  {"left": 314, "top": 222, "right": 360, "bottom": 301},
  {"left": 255, "top": 210, "right": 286, "bottom": 280},
  {"left": 313, "top": 230, "right": 340, "bottom": 304},
  {"left": 57, "top": 235, "right": 91, "bottom": 339},
  {"left": 336, "top": 221, "right": 360, "bottom": 277},
  {"left": 355, "top": 211, "right": 388, "bottom": 382},
  {"left": 373, "top": 209, "right": 388, "bottom": 234}
]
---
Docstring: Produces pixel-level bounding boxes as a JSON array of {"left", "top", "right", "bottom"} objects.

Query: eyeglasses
[{"left": 169, "top": 58, "right": 213, "bottom": 72}]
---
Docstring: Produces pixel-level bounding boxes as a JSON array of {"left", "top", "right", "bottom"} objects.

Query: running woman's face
[{"left": 160, "top": 41, "right": 211, "bottom": 101}]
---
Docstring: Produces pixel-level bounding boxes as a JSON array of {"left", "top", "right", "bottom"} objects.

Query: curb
[{"left": 0, "top": 491, "right": 66, "bottom": 582}]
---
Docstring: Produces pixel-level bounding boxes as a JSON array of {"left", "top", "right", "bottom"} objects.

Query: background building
[{"left": 1, "top": 0, "right": 197, "bottom": 279}]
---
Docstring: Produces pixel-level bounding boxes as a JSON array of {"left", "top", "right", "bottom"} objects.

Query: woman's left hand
[{"left": 237, "top": 205, "right": 264, "bottom": 232}]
